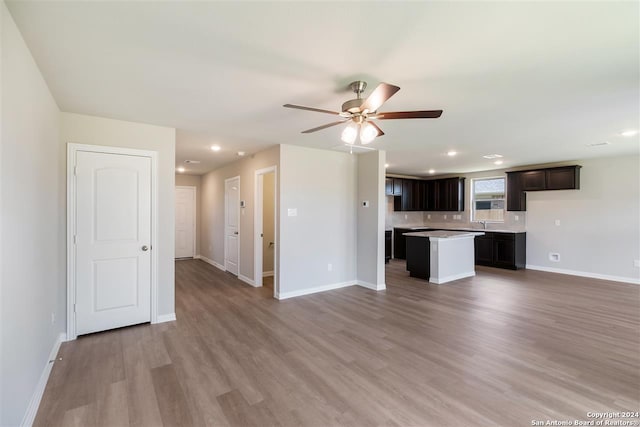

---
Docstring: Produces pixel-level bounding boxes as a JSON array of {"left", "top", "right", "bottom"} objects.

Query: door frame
[
  {"left": 66, "top": 143, "right": 159, "bottom": 341},
  {"left": 175, "top": 185, "right": 197, "bottom": 258},
  {"left": 224, "top": 175, "right": 241, "bottom": 275},
  {"left": 254, "top": 166, "right": 278, "bottom": 297}
]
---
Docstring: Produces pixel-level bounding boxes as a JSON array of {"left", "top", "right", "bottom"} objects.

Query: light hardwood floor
[{"left": 35, "top": 259, "right": 640, "bottom": 426}]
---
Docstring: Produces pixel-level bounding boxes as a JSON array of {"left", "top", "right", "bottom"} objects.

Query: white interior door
[
  {"left": 225, "top": 177, "right": 240, "bottom": 276},
  {"left": 175, "top": 186, "right": 195, "bottom": 258},
  {"left": 75, "top": 151, "right": 152, "bottom": 335}
]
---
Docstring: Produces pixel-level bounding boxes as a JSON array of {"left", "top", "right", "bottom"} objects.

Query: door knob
[{"left": 142, "top": 245, "right": 149, "bottom": 251}]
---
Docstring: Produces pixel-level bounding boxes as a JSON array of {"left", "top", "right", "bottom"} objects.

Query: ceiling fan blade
[
  {"left": 360, "top": 83, "right": 400, "bottom": 113},
  {"left": 283, "top": 104, "right": 340, "bottom": 115},
  {"left": 377, "top": 110, "right": 443, "bottom": 120},
  {"left": 369, "top": 121, "right": 385, "bottom": 137},
  {"left": 301, "top": 120, "right": 348, "bottom": 134}
]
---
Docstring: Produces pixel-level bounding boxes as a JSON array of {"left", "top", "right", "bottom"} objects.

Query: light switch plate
[
  {"left": 287, "top": 208, "right": 297, "bottom": 217},
  {"left": 362, "top": 201, "right": 369, "bottom": 207}
]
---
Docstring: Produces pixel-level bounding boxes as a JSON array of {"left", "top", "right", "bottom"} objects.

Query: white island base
[{"left": 404, "top": 230, "right": 484, "bottom": 284}]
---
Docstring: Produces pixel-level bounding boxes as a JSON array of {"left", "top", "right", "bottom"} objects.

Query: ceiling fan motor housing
[{"left": 342, "top": 98, "right": 365, "bottom": 114}]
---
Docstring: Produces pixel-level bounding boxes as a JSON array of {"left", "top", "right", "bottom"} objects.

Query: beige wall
[
  {"left": 262, "top": 172, "right": 275, "bottom": 274},
  {"left": 60, "top": 112, "right": 176, "bottom": 315},
  {"left": 200, "top": 146, "right": 279, "bottom": 283},
  {"left": 1, "top": 3, "right": 63, "bottom": 424},
  {"left": 175, "top": 174, "right": 201, "bottom": 255}
]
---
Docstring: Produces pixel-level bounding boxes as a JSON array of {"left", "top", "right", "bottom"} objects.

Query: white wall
[
  {"left": 175, "top": 174, "right": 201, "bottom": 255},
  {"left": 1, "top": 2, "right": 63, "bottom": 424},
  {"left": 262, "top": 172, "right": 275, "bottom": 274},
  {"left": 526, "top": 155, "right": 640, "bottom": 283},
  {"left": 279, "top": 145, "right": 357, "bottom": 296},
  {"left": 356, "top": 150, "right": 386, "bottom": 289},
  {"left": 200, "top": 146, "right": 279, "bottom": 283},
  {"left": 60, "top": 113, "right": 176, "bottom": 315}
]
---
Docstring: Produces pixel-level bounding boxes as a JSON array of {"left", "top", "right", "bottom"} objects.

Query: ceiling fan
[{"left": 283, "top": 81, "right": 443, "bottom": 145}]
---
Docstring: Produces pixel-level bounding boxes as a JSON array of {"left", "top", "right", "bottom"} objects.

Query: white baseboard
[
  {"left": 155, "top": 313, "right": 176, "bottom": 324},
  {"left": 276, "top": 281, "right": 356, "bottom": 300},
  {"left": 429, "top": 271, "right": 475, "bottom": 284},
  {"left": 239, "top": 274, "right": 257, "bottom": 287},
  {"left": 197, "top": 255, "right": 226, "bottom": 272},
  {"left": 21, "top": 332, "right": 66, "bottom": 427},
  {"left": 357, "top": 280, "right": 386, "bottom": 291},
  {"left": 262, "top": 271, "right": 274, "bottom": 277},
  {"left": 526, "top": 264, "right": 640, "bottom": 285}
]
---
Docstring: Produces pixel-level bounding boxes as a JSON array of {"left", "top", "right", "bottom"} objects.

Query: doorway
[
  {"left": 175, "top": 186, "right": 196, "bottom": 259},
  {"left": 67, "top": 144, "right": 158, "bottom": 340},
  {"left": 254, "top": 166, "right": 277, "bottom": 296},
  {"left": 224, "top": 176, "right": 240, "bottom": 276}
]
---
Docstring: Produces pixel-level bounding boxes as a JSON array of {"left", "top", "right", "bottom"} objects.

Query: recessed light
[
  {"left": 620, "top": 130, "right": 638, "bottom": 137},
  {"left": 428, "top": 169, "right": 435, "bottom": 174},
  {"left": 177, "top": 167, "right": 185, "bottom": 173},
  {"left": 211, "top": 145, "right": 221, "bottom": 152},
  {"left": 237, "top": 151, "right": 246, "bottom": 156},
  {"left": 483, "top": 154, "right": 503, "bottom": 159},
  {"left": 385, "top": 163, "right": 389, "bottom": 168},
  {"left": 494, "top": 160, "right": 503, "bottom": 165},
  {"left": 447, "top": 151, "right": 457, "bottom": 157}
]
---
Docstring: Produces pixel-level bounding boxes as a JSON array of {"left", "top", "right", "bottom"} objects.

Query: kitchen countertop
[
  {"left": 404, "top": 230, "right": 485, "bottom": 239},
  {"left": 393, "top": 225, "right": 524, "bottom": 234}
]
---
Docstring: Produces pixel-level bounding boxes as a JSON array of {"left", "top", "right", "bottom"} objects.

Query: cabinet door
[
  {"left": 424, "top": 180, "right": 436, "bottom": 211},
  {"left": 412, "top": 180, "right": 423, "bottom": 211},
  {"left": 506, "top": 172, "right": 526, "bottom": 211},
  {"left": 393, "top": 228, "right": 410, "bottom": 259},
  {"left": 493, "top": 235, "right": 516, "bottom": 269},
  {"left": 385, "top": 230, "right": 392, "bottom": 262},
  {"left": 474, "top": 234, "right": 494, "bottom": 265},
  {"left": 521, "top": 170, "right": 546, "bottom": 191},
  {"left": 385, "top": 178, "right": 393, "bottom": 195},
  {"left": 392, "top": 178, "right": 403, "bottom": 196},
  {"left": 546, "top": 167, "right": 579, "bottom": 190},
  {"left": 401, "top": 180, "right": 414, "bottom": 211}
]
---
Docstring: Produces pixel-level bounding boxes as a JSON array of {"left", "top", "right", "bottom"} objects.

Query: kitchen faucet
[{"left": 479, "top": 220, "right": 487, "bottom": 229}]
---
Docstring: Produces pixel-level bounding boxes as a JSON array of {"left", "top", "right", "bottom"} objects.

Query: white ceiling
[{"left": 7, "top": 1, "right": 639, "bottom": 176}]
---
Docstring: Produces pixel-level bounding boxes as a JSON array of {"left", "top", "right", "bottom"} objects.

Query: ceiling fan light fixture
[
  {"left": 341, "top": 122, "right": 359, "bottom": 144},
  {"left": 360, "top": 121, "right": 378, "bottom": 144}
]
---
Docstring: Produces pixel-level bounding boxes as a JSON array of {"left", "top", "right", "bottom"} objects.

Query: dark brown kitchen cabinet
[
  {"left": 386, "top": 178, "right": 403, "bottom": 196},
  {"left": 385, "top": 230, "right": 392, "bottom": 263},
  {"left": 546, "top": 166, "right": 580, "bottom": 190},
  {"left": 521, "top": 170, "right": 546, "bottom": 191},
  {"left": 433, "top": 177, "right": 465, "bottom": 211},
  {"left": 393, "top": 227, "right": 430, "bottom": 260},
  {"left": 474, "top": 232, "right": 526, "bottom": 270},
  {"left": 506, "top": 165, "right": 581, "bottom": 211}
]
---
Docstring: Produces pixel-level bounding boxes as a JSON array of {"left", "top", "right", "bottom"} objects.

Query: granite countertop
[
  {"left": 393, "top": 225, "right": 524, "bottom": 234},
  {"left": 403, "top": 230, "right": 485, "bottom": 239}
]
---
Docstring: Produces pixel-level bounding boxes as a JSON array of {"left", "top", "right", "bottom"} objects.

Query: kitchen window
[{"left": 471, "top": 177, "right": 505, "bottom": 222}]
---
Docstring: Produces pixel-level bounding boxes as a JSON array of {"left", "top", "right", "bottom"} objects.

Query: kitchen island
[{"left": 404, "top": 230, "right": 484, "bottom": 284}]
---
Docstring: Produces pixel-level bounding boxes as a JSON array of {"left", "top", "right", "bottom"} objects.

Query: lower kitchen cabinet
[
  {"left": 474, "top": 232, "right": 526, "bottom": 270},
  {"left": 385, "top": 230, "right": 392, "bottom": 263}
]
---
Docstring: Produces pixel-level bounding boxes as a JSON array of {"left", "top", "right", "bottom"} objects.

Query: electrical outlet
[
  {"left": 555, "top": 219, "right": 561, "bottom": 226},
  {"left": 444, "top": 214, "right": 447, "bottom": 220},
  {"left": 549, "top": 253, "right": 560, "bottom": 262},
  {"left": 515, "top": 215, "right": 519, "bottom": 221},
  {"left": 288, "top": 208, "right": 297, "bottom": 217},
  {"left": 51, "top": 312, "right": 55, "bottom": 324},
  {"left": 362, "top": 201, "right": 369, "bottom": 207},
  {"left": 634, "top": 260, "right": 640, "bottom": 268},
  {"left": 327, "top": 263, "right": 333, "bottom": 272},
  {"left": 427, "top": 214, "right": 431, "bottom": 219},
  {"left": 404, "top": 214, "right": 408, "bottom": 219}
]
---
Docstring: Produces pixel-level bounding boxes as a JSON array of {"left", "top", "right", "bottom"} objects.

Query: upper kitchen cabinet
[
  {"left": 385, "top": 177, "right": 403, "bottom": 196},
  {"left": 507, "top": 165, "right": 581, "bottom": 211},
  {"left": 390, "top": 176, "right": 464, "bottom": 212}
]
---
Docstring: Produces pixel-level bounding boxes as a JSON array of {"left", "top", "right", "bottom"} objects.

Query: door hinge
[
  {"left": 73, "top": 235, "right": 77, "bottom": 244},
  {"left": 73, "top": 303, "right": 76, "bottom": 313},
  {"left": 73, "top": 166, "right": 77, "bottom": 176}
]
